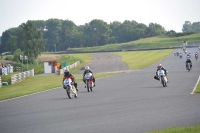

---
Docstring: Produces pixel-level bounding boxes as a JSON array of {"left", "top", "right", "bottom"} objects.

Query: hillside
[{"left": 67, "top": 33, "right": 200, "bottom": 53}]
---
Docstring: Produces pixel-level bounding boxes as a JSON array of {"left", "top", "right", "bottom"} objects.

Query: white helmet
[{"left": 85, "top": 66, "right": 90, "bottom": 71}]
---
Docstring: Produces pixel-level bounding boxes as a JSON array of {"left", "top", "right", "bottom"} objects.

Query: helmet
[
  {"left": 85, "top": 66, "right": 90, "bottom": 72},
  {"left": 85, "top": 66, "right": 90, "bottom": 70},
  {"left": 157, "top": 64, "right": 162, "bottom": 69},
  {"left": 64, "top": 70, "right": 70, "bottom": 76}
]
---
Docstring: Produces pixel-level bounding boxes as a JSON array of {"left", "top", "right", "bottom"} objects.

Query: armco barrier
[{"left": 11, "top": 69, "right": 34, "bottom": 84}]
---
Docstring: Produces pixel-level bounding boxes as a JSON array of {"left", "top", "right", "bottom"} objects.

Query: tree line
[{"left": 0, "top": 19, "right": 199, "bottom": 58}]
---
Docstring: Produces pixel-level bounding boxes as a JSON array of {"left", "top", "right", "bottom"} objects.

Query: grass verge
[
  {"left": 194, "top": 82, "right": 200, "bottom": 93},
  {"left": 114, "top": 50, "right": 173, "bottom": 69},
  {"left": 148, "top": 125, "right": 200, "bottom": 133}
]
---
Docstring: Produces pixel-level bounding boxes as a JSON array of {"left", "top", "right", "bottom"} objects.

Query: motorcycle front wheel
[
  {"left": 66, "top": 88, "right": 72, "bottom": 99},
  {"left": 161, "top": 77, "right": 167, "bottom": 87},
  {"left": 86, "top": 80, "right": 90, "bottom": 92}
]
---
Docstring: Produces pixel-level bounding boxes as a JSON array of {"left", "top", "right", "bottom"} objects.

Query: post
[
  {"left": 20, "top": 55, "right": 23, "bottom": 72},
  {"left": 54, "top": 44, "right": 56, "bottom": 52},
  {"left": 25, "top": 56, "right": 28, "bottom": 71}
]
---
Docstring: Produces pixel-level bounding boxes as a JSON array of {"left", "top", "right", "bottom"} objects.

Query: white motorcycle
[
  {"left": 63, "top": 78, "right": 77, "bottom": 99},
  {"left": 84, "top": 72, "right": 94, "bottom": 92},
  {"left": 157, "top": 70, "right": 168, "bottom": 87}
]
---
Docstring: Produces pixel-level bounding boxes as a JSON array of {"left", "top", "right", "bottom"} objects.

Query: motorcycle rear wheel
[{"left": 90, "top": 86, "right": 93, "bottom": 91}]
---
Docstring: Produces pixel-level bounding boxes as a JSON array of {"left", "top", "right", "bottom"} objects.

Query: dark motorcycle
[
  {"left": 195, "top": 54, "right": 198, "bottom": 60},
  {"left": 186, "top": 63, "right": 191, "bottom": 72}
]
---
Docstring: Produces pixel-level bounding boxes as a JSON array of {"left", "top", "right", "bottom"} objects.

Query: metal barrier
[{"left": 11, "top": 69, "right": 34, "bottom": 84}]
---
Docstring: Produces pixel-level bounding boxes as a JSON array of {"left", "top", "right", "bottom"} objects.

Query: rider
[
  {"left": 179, "top": 52, "right": 182, "bottom": 57},
  {"left": 63, "top": 70, "right": 78, "bottom": 91},
  {"left": 154, "top": 64, "right": 168, "bottom": 82},
  {"left": 195, "top": 52, "right": 199, "bottom": 57},
  {"left": 186, "top": 57, "right": 192, "bottom": 69},
  {"left": 187, "top": 53, "right": 191, "bottom": 58},
  {"left": 83, "top": 66, "right": 96, "bottom": 87}
]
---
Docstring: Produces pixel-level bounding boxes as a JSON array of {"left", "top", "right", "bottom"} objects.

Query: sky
[{"left": 0, "top": 0, "right": 200, "bottom": 36}]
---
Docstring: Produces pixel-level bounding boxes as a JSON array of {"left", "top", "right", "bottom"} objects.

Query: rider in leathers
[
  {"left": 186, "top": 58, "right": 192, "bottom": 69},
  {"left": 83, "top": 66, "right": 96, "bottom": 87},
  {"left": 154, "top": 64, "right": 168, "bottom": 82},
  {"left": 63, "top": 70, "right": 78, "bottom": 91}
]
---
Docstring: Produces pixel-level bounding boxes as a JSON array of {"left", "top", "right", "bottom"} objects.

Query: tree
[
  {"left": 88, "top": 19, "right": 111, "bottom": 46},
  {"left": 44, "top": 19, "right": 62, "bottom": 51},
  {"left": 60, "top": 20, "right": 78, "bottom": 49},
  {"left": 146, "top": 23, "right": 166, "bottom": 37},
  {"left": 0, "top": 28, "right": 22, "bottom": 53},
  {"left": 13, "top": 48, "right": 23, "bottom": 63},
  {"left": 20, "top": 21, "right": 46, "bottom": 60},
  {"left": 191, "top": 22, "right": 200, "bottom": 33},
  {"left": 182, "top": 21, "right": 192, "bottom": 33},
  {"left": 109, "top": 21, "right": 122, "bottom": 43}
]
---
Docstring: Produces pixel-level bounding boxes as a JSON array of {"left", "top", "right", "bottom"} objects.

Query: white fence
[
  {"left": 60, "top": 61, "right": 80, "bottom": 75},
  {"left": 11, "top": 69, "right": 34, "bottom": 84}
]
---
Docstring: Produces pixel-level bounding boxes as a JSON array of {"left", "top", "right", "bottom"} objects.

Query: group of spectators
[{"left": 0, "top": 63, "right": 13, "bottom": 75}]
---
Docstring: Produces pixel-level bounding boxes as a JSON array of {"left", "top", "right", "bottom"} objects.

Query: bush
[{"left": 4, "top": 55, "right": 13, "bottom": 61}]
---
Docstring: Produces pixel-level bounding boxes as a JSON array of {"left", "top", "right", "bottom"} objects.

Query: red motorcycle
[{"left": 84, "top": 72, "right": 94, "bottom": 92}]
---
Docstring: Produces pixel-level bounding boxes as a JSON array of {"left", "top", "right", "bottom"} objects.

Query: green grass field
[
  {"left": 68, "top": 33, "right": 200, "bottom": 52},
  {"left": 114, "top": 50, "right": 173, "bottom": 69}
]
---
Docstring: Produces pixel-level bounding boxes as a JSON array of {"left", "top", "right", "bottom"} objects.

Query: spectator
[{"left": 7, "top": 63, "right": 11, "bottom": 73}]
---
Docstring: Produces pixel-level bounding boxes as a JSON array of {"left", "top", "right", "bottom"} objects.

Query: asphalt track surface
[{"left": 0, "top": 48, "right": 200, "bottom": 133}]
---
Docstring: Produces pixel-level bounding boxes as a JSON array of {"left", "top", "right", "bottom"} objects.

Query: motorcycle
[
  {"left": 180, "top": 54, "right": 182, "bottom": 59},
  {"left": 157, "top": 69, "right": 168, "bottom": 87},
  {"left": 186, "top": 63, "right": 191, "bottom": 72},
  {"left": 63, "top": 78, "right": 77, "bottom": 99},
  {"left": 84, "top": 72, "right": 94, "bottom": 92},
  {"left": 195, "top": 54, "right": 198, "bottom": 60}
]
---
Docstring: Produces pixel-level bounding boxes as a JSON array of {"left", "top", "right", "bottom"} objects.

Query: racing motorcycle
[
  {"left": 195, "top": 54, "right": 198, "bottom": 60},
  {"left": 84, "top": 72, "right": 94, "bottom": 92},
  {"left": 63, "top": 78, "right": 77, "bottom": 99},
  {"left": 186, "top": 63, "right": 191, "bottom": 72},
  {"left": 179, "top": 54, "right": 182, "bottom": 59},
  {"left": 157, "top": 69, "right": 168, "bottom": 87}
]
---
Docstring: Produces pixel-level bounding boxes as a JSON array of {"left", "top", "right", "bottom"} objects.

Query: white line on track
[
  {"left": 191, "top": 75, "right": 200, "bottom": 94},
  {"left": 0, "top": 87, "right": 61, "bottom": 103}
]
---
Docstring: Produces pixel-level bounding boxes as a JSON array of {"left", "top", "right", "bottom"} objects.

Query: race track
[{"left": 0, "top": 48, "right": 200, "bottom": 133}]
